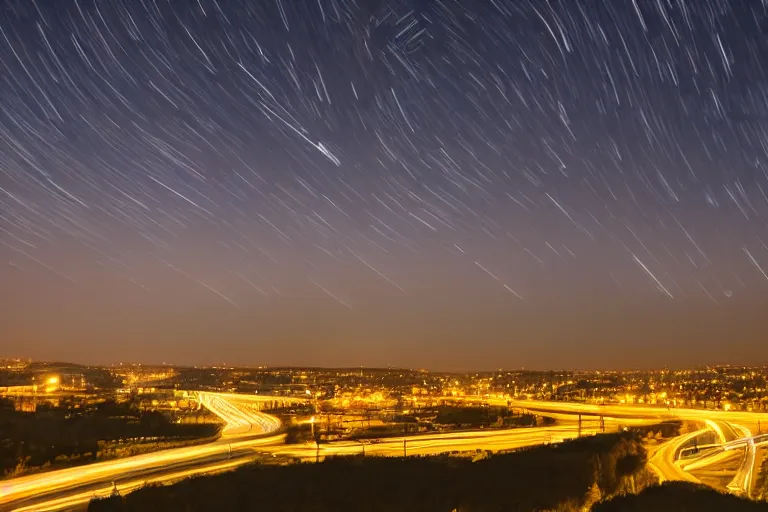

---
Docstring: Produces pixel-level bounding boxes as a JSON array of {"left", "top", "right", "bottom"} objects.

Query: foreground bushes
[
  {"left": 90, "top": 432, "right": 650, "bottom": 512},
  {"left": 593, "top": 481, "right": 768, "bottom": 511},
  {"left": 0, "top": 399, "right": 218, "bottom": 477},
  {"left": 90, "top": 429, "right": 768, "bottom": 511}
]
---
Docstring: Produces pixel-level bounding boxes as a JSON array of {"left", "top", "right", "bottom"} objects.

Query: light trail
[
  {"left": 6, "top": 394, "right": 768, "bottom": 510},
  {"left": 0, "top": 392, "right": 288, "bottom": 511},
  {"left": 0, "top": 433, "right": 285, "bottom": 511},
  {"left": 0, "top": 393, "right": 603, "bottom": 511},
  {"left": 647, "top": 429, "right": 707, "bottom": 483},
  {"left": 505, "top": 398, "right": 768, "bottom": 498},
  {"left": 10, "top": 458, "right": 250, "bottom": 512},
  {"left": 1, "top": 422, "right": 592, "bottom": 511},
  {"left": 196, "top": 392, "right": 282, "bottom": 435}
]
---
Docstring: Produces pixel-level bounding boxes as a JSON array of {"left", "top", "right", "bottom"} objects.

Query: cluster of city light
[{"left": 43, "top": 376, "right": 60, "bottom": 393}]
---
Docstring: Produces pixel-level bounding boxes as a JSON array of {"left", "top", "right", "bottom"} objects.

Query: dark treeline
[
  {"left": 593, "top": 481, "right": 768, "bottom": 511},
  {"left": 88, "top": 428, "right": 768, "bottom": 512},
  {"left": 755, "top": 449, "right": 768, "bottom": 502},
  {"left": 431, "top": 406, "right": 540, "bottom": 427},
  {"left": 90, "top": 432, "right": 650, "bottom": 512},
  {"left": 0, "top": 398, "right": 218, "bottom": 477}
]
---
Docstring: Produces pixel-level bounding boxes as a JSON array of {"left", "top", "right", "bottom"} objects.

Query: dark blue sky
[{"left": 2, "top": 0, "right": 768, "bottom": 370}]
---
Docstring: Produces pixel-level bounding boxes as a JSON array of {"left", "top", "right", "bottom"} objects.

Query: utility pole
[
  {"left": 578, "top": 414, "right": 582, "bottom": 437},
  {"left": 403, "top": 423, "right": 408, "bottom": 457}
]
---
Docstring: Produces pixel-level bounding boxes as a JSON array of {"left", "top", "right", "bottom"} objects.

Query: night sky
[{"left": 2, "top": 0, "right": 768, "bottom": 371}]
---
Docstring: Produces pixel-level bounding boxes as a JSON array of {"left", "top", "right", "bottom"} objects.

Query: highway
[
  {"left": 271, "top": 423, "right": 598, "bottom": 461},
  {"left": 6, "top": 447, "right": 264, "bottom": 512},
  {"left": 728, "top": 437, "right": 757, "bottom": 496},
  {"left": 510, "top": 400, "right": 768, "bottom": 499},
  {"left": 0, "top": 393, "right": 624, "bottom": 512},
  {"left": 647, "top": 428, "right": 709, "bottom": 483},
  {"left": 505, "top": 399, "right": 768, "bottom": 427},
  {"left": 0, "top": 433, "right": 286, "bottom": 512},
  {"left": 0, "top": 392, "right": 288, "bottom": 512},
  {"left": 651, "top": 421, "right": 768, "bottom": 498},
  {"left": 489, "top": 398, "right": 768, "bottom": 499},
  {"left": 196, "top": 392, "right": 282, "bottom": 435},
  {"left": 4, "top": 394, "right": 768, "bottom": 510},
  {"left": 1, "top": 424, "right": 596, "bottom": 510}
]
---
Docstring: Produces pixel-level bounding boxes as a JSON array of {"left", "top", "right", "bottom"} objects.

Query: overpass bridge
[
  {"left": 3, "top": 392, "right": 767, "bottom": 511},
  {"left": 494, "top": 398, "right": 768, "bottom": 499},
  {"left": 195, "top": 391, "right": 308, "bottom": 435},
  {"left": 193, "top": 391, "right": 307, "bottom": 410}
]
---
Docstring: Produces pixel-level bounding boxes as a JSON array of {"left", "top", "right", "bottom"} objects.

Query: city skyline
[
  {"left": 3, "top": 0, "right": 768, "bottom": 370},
  {"left": 4, "top": 356, "right": 768, "bottom": 375}
]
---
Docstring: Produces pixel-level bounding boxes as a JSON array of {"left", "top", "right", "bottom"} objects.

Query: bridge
[
  {"left": 506, "top": 399, "right": 768, "bottom": 499},
  {"left": 3, "top": 394, "right": 768, "bottom": 510},
  {"left": 195, "top": 391, "right": 306, "bottom": 435}
]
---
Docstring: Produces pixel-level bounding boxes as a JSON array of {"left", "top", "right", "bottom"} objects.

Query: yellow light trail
[{"left": 5, "top": 394, "right": 768, "bottom": 511}]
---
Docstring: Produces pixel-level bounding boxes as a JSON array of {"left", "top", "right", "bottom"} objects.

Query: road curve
[
  {"left": 196, "top": 392, "right": 282, "bottom": 435},
  {"left": 6, "top": 395, "right": 767, "bottom": 510},
  {"left": 0, "top": 393, "right": 603, "bottom": 511},
  {"left": 0, "top": 392, "right": 286, "bottom": 512}
]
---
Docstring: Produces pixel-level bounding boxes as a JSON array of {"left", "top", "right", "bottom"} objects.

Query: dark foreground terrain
[
  {"left": 88, "top": 431, "right": 768, "bottom": 512},
  {"left": 0, "top": 398, "right": 218, "bottom": 478},
  {"left": 594, "top": 481, "right": 768, "bottom": 511}
]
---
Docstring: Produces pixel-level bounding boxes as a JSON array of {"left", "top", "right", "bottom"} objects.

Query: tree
[{"left": 616, "top": 453, "right": 647, "bottom": 494}]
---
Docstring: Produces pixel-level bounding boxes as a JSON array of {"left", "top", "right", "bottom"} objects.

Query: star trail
[{"left": 2, "top": 0, "right": 768, "bottom": 370}]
